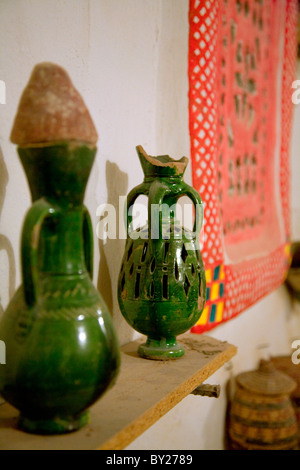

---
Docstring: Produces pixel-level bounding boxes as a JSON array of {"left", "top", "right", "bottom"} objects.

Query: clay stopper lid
[
  {"left": 236, "top": 359, "right": 297, "bottom": 396},
  {"left": 10, "top": 62, "right": 98, "bottom": 146}
]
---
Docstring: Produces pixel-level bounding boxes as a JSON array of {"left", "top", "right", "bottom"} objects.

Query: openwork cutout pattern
[
  {"left": 119, "top": 232, "right": 203, "bottom": 304},
  {"left": 189, "top": 0, "right": 297, "bottom": 333}
]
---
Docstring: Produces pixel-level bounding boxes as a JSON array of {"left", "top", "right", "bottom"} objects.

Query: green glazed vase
[
  {"left": 118, "top": 146, "right": 206, "bottom": 360},
  {"left": 0, "top": 142, "right": 120, "bottom": 434}
]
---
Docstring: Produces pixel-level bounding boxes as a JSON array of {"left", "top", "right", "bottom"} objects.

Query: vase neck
[
  {"left": 18, "top": 143, "right": 96, "bottom": 208},
  {"left": 18, "top": 143, "right": 96, "bottom": 277},
  {"left": 136, "top": 145, "right": 188, "bottom": 178}
]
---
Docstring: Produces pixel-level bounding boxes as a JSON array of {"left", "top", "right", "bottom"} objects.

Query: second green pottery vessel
[
  {"left": 118, "top": 146, "right": 206, "bottom": 360},
  {"left": 0, "top": 63, "right": 120, "bottom": 434}
]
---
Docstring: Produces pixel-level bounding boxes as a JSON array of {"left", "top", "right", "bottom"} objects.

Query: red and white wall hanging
[{"left": 189, "top": 0, "right": 298, "bottom": 333}]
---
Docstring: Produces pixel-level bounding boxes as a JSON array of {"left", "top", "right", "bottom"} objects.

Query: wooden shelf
[{"left": 0, "top": 333, "right": 237, "bottom": 450}]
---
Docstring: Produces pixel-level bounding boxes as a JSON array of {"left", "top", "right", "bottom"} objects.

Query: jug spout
[{"left": 136, "top": 145, "right": 188, "bottom": 178}]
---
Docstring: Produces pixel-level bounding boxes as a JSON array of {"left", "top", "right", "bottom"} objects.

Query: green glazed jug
[
  {"left": 0, "top": 63, "right": 120, "bottom": 434},
  {"left": 118, "top": 146, "right": 206, "bottom": 360}
]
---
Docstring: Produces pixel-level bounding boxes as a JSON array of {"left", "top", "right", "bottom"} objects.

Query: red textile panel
[{"left": 189, "top": 0, "right": 298, "bottom": 333}]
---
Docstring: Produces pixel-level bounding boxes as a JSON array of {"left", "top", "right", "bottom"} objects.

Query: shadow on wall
[
  {"left": 97, "top": 161, "right": 128, "bottom": 326},
  {"left": 0, "top": 148, "right": 16, "bottom": 317}
]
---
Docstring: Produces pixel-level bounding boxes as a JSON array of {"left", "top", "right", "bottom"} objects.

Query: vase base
[
  {"left": 138, "top": 337, "right": 185, "bottom": 360},
  {"left": 18, "top": 410, "right": 90, "bottom": 435}
]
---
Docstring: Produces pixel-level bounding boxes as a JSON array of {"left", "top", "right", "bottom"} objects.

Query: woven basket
[
  {"left": 270, "top": 355, "right": 300, "bottom": 443},
  {"left": 228, "top": 360, "right": 298, "bottom": 450}
]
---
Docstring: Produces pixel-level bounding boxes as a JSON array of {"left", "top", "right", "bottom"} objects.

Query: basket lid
[
  {"left": 236, "top": 359, "right": 297, "bottom": 396},
  {"left": 270, "top": 355, "right": 300, "bottom": 398}
]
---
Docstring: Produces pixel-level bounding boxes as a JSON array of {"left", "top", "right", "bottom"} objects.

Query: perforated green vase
[{"left": 118, "top": 146, "right": 206, "bottom": 360}]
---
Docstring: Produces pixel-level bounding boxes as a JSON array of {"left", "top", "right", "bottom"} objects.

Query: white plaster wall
[{"left": 0, "top": 0, "right": 299, "bottom": 450}]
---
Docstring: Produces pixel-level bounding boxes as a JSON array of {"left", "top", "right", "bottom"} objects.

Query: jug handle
[
  {"left": 83, "top": 206, "right": 93, "bottom": 279},
  {"left": 148, "top": 180, "right": 203, "bottom": 252},
  {"left": 21, "top": 198, "right": 56, "bottom": 307},
  {"left": 126, "top": 182, "right": 150, "bottom": 238},
  {"left": 148, "top": 179, "right": 171, "bottom": 243},
  {"left": 180, "top": 183, "right": 204, "bottom": 242}
]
